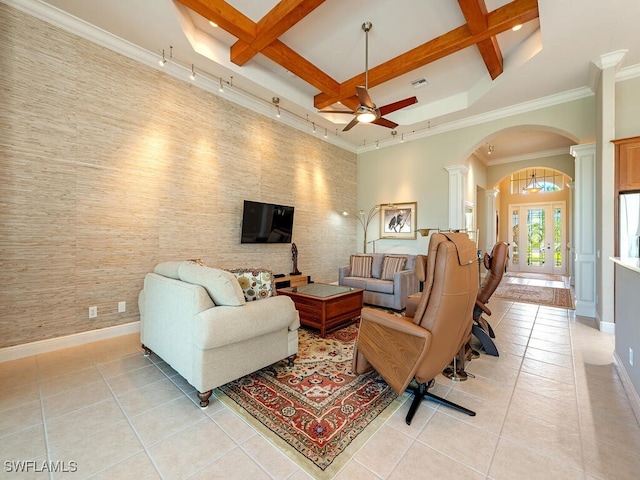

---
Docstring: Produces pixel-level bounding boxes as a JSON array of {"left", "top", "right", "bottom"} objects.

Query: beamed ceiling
[{"left": 32, "top": 0, "right": 640, "bottom": 157}]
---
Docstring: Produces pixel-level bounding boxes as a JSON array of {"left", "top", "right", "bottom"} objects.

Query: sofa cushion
[
  {"left": 380, "top": 255, "right": 408, "bottom": 280},
  {"left": 350, "top": 255, "right": 373, "bottom": 278},
  {"left": 154, "top": 261, "right": 183, "bottom": 279},
  {"left": 365, "top": 278, "right": 395, "bottom": 294},
  {"left": 228, "top": 268, "right": 274, "bottom": 301},
  {"left": 178, "top": 262, "right": 246, "bottom": 306},
  {"left": 341, "top": 276, "right": 368, "bottom": 290},
  {"left": 371, "top": 253, "right": 385, "bottom": 278}
]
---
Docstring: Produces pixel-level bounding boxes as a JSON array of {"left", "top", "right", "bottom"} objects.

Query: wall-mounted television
[{"left": 241, "top": 200, "right": 295, "bottom": 244}]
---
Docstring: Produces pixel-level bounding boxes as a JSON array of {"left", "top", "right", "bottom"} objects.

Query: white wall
[{"left": 357, "top": 97, "right": 596, "bottom": 255}]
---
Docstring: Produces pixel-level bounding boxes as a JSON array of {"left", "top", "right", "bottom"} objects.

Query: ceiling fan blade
[
  {"left": 318, "top": 110, "right": 356, "bottom": 114},
  {"left": 356, "top": 86, "right": 375, "bottom": 109},
  {"left": 372, "top": 117, "right": 398, "bottom": 129},
  {"left": 378, "top": 96, "right": 418, "bottom": 116},
  {"left": 342, "top": 116, "right": 360, "bottom": 132}
]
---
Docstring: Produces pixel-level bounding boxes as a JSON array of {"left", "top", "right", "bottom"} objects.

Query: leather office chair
[
  {"left": 471, "top": 241, "right": 509, "bottom": 357},
  {"left": 352, "top": 233, "right": 479, "bottom": 425}
]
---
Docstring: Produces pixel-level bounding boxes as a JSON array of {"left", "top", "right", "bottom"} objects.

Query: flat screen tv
[{"left": 241, "top": 200, "right": 295, "bottom": 244}]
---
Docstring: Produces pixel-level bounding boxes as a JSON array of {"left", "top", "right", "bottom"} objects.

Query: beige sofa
[
  {"left": 139, "top": 261, "right": 300, "bottom": 407},
  {"left": 338, "top": 253, "right": 419, "bottom": 310}
]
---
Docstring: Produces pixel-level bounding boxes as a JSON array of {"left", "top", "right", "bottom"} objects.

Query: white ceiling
[{"left": 32, "top": 0, "right": 640, "bottom": 160}]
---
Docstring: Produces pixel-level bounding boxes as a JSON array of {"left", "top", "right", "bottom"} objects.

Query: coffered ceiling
[{"left": 31, "top": 0, "right": 640, "bottom": 158}]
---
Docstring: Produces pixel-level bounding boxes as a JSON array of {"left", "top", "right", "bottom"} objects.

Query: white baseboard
[
  {"left": 0, "top": 322, "right": 141, "bottom": 363},
  {"left": 613, "top": 351, "right": 640, "bottom": 425}
]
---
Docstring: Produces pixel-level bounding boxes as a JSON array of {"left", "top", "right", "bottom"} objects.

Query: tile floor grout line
[
  {"left": 482, "top": 301, "right": 538, "bottom": 477},
  {"left": 89, "top": 349, "right": 167, "bottom": 480},
  {"left": 37, "top": 381, "right": 54, "bottom": 480},
  {"left": 568, "top": 308, "right": 589, "bottom": 478}
]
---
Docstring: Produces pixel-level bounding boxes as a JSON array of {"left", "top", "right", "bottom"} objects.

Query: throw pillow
[
  {"left": 380, "top": 255, "right": 407, "bottom": 280},
  {"left": 178, "top": 262, "right": 246, "bottom": 306},
  {"left": 350, "top": 255, "right": 373, "bottom": 278},
  {"left": 228, "top": 268, "right": 274, "bottom": 301},
  {"left": 154, "top": 261, "right": 183, "bottom": 279}
]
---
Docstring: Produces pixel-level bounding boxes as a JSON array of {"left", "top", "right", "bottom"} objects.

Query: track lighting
[
  {"left": 401, "top": 133, "right": 404, "bottom": 143},
  {"left": 272, "top": 97, "right": 280, "bottom": 118},
  {"left": 189, "top": 64, "right": 196, "bottom": 81},
  {"left": 312, "top": 122, "right": 316, "bottom": 133},
  {"left": 158, "top": 49, "right": 166, "bottom": 67},
  {"left": 324, "top": 128, "right": 328, "bottom": 139},
  {"left": 218, "top": 78, "right": 224, "bottom": 93},
  {"left": 376, "top": 141, "right": 379, "bottom": 149}
]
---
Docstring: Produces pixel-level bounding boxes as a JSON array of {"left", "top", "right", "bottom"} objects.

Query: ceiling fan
[{"left": 320, "top": 22, "right": 418, "bottom": 132}]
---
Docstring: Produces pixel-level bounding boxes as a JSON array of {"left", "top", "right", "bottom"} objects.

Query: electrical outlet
[
  {"left": 89, "top": 306, "right": 97, "bottom": 319},
  {"left": 118, "top": 301, "right": 126, "bottom": 313},
  {"left": 630, "top": 347, "right": 634, "bottom": 367}
]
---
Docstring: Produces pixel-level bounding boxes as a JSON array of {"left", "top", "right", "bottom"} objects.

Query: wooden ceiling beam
[
  {"left": 262, "top": 40, "right": 340, "bottom": 96},
  {"left": 231, "top": 0, "right": 326, "bottom": 66},
  {"left": 175, "top": 0, "right": 255, "bottom": 43},
  {"left": 457, "top": 0, "right": 503, "bottom": 80},
  {"left": 314, "top": 0, "right": 538, "bottom": 109}
]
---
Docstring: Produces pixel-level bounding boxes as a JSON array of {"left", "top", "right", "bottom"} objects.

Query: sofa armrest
[
  {"left": 393, "top": 269, "right": 419, "bottom": 303},
  {"left": 338, "top": 265, "right": 351, "bottom": 284},
  {"left": 194, "top": 295, "right": 299, "bottom": 349}
]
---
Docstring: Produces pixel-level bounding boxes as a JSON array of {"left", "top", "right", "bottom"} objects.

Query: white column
[
  {"left": 484, "top": 189, "right": 498, "bottom": 252},
  {"left": 445, "top": 164, "right": 468, "bottom": 230},
  {"left": 592, "top": 51, "right": 625, "bottom": 333},
  {"left": 566, "top": 182, "right": 575, "bottom": 286},
  {"left": 571, "top": 143, "right": 596, "bottom": 318}
]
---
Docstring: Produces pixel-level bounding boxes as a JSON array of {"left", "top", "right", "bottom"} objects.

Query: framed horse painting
[{"left": 379, "top": 202, "right": 417, "bottom": 240}]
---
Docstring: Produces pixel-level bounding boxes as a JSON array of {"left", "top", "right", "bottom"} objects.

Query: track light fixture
[
  {"left": 158, "top": 49, "right": 166, "bottom": 67},
  {"left": 272, "top": 97, "right": 281, "bottom": 118},
  {"left": 324, "top": 128, "right": 328, "bottom": 139},
  {"left": 218, "top": 78, "right": 224, "bottom": 92},
  {"left": 189, "top": 64, "right": 196, "bottom": 81}
]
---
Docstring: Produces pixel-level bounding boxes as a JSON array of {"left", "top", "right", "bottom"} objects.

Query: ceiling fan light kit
[{"left": 319, "top": 21, "right": 418, "bottom": 132}]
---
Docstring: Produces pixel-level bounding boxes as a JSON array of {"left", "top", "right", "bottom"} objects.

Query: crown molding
[
  {"left": 486, "top": 147, "right": 572, "bottom": 166},
  {"left": 357, "top": 87, "right": 594, "bottom": 154}
]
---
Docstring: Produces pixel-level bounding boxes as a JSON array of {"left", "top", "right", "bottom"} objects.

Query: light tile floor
[{"left": 1, "top": 275, "right": 639, "bottom": 479}]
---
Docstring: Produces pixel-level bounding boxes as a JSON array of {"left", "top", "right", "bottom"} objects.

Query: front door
[{"left": 509, "top": 203, "right": 566, "bottom": 274}]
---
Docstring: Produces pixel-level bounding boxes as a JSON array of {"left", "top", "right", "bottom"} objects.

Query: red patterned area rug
[
  {"left": 215, "top": 323, "right": 405, "bottom": 479},
  {"left": 494, "top": 283, "right": 575, "bottom": 309}
]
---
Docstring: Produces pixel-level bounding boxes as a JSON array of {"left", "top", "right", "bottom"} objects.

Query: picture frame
[{"left": 380, "top": 202, "right": 417, "bottom": 240}]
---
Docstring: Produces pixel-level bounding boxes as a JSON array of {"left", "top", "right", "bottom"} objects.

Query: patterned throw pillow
[
  {"left": 228, "top": 269, "right": 274, "bottom": 301},
  {"left": 349, "top": 255, "right": 373, "bottom": 278},
  {"left": 380, "top": 255, "right": 407, "bottom": 280}
]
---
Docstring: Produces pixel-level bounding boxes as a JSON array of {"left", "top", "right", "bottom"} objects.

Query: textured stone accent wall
[{"left": 0, "top": 4, "right": 357, "bottom": 348}]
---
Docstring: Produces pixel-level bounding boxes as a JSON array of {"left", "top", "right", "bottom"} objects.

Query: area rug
[
  {"left": 493, "top": 283, "right": 574, "bottom": 309},
  {"left": 215, "top": 324, "right": 406, "bottom": 479}
]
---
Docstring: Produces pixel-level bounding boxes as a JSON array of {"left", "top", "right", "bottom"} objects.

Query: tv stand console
[{"left": 275, "top": 273, "right": 310, "bottom": 289}]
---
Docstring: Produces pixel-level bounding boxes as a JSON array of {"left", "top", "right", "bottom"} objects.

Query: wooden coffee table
[{"left": 277, "top": 283, "right": 364, "bottom": 337}]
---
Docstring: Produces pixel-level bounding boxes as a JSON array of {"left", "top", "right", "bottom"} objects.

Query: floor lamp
[{"left": 343, "top": 205, "right": 380, "bottom": 253}]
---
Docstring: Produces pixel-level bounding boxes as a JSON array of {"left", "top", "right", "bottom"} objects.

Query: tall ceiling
[{"left": 31, "top": 0, "right": 640, "bottom": 159}]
